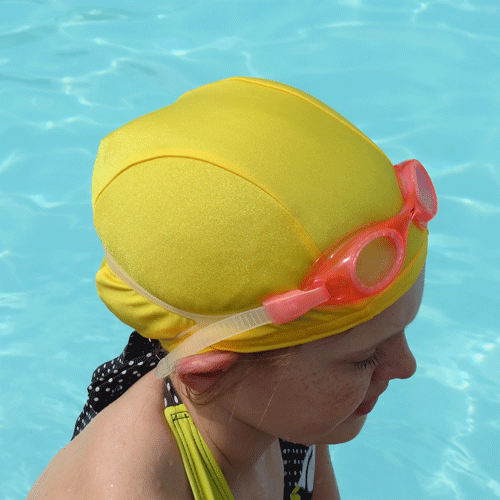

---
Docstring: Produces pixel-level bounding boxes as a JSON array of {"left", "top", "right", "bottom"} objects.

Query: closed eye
[{"left": 353, "top": 351, "right": 380, "bottom": 371}]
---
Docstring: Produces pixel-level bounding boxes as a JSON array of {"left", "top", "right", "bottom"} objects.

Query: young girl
[{"left": 27, "top": 77, "right": 437, "bottom": 500}]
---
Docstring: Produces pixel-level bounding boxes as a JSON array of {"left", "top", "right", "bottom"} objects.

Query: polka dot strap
[
  {"left": 163, "top": 376, "right": 183, "bottom": 408},
  {"left": 72, "top": 331, "right": 165, "bottom": 439}
]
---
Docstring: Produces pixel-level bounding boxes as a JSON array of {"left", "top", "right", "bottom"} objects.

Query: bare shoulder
[{"left": 27, "top": 371, "right": 192, "bottom": 500}]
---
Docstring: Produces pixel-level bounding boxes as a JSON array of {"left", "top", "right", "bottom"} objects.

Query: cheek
[
  {"left": 329, "top": 378, "right": 368, "bottom": 418},
  {"left": 319, "top": 374, "right": 368, "bottom": 416},
  {"left": 288, "top": 364, "right": 371, "bottom": 419}
]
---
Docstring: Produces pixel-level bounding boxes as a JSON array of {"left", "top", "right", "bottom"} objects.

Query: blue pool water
[{"left": 1, "top": 0, "right": 499, "bottom": 498}]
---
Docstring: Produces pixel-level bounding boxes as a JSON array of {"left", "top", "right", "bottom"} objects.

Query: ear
[{"left": 175, "top": 351, "right": 240, "bottom": 394}]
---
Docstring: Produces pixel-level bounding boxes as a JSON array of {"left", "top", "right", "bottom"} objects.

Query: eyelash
[{"left": 354, "top": 351, "right": 381, "bottom": 371}]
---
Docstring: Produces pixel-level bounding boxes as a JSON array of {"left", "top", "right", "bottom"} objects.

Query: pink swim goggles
[
  {"left": 134, "top": 159, "right": 437, "bottom": 377},
  {"left": 263, "top": 159, "right": 437, "bottom": 325}
]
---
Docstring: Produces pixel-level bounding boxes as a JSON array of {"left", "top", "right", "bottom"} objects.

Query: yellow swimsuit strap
[{"left": 163, "top": 403, "right": 235, "bottom": 500}]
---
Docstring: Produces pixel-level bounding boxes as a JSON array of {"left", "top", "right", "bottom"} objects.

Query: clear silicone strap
[{"left": 155, "top": 306, "right": 273, "bottom": 378}]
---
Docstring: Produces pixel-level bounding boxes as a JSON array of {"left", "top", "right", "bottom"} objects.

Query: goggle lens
[{"left": 355, "top": 235, "right": 399, "bottom": 290}]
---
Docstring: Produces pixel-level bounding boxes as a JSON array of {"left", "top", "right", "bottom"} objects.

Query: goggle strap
[
  {"left": 263, "top": 286, "right": 330, "bottom": 325},
  {"left": 155, "top": 306, "right": 273, "bottom": 378}
]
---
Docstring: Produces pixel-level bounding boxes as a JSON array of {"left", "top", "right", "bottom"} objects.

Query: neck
[{"left": 169, "top": 373, "right": 283, "bottom": 485}]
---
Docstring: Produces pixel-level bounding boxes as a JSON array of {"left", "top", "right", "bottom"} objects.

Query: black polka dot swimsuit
[{"left": 72, "top": 331, "right": 315, "bottom": 499}]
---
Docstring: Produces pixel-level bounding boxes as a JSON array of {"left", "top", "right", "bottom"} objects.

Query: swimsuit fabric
[{"left": 72, "top": 331, "right": 315, "bottom": 499}]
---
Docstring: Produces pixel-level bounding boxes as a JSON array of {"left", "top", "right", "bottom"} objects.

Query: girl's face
[{"left": 219, "top": 270, "right": 424, "bottom": 446}]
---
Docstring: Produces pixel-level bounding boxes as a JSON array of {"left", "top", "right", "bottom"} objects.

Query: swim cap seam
[{"left": 94, "top": 153, "right": 322, "bottom": 256}]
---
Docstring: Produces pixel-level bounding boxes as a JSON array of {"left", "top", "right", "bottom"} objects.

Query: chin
[
  {"left": 284, "top": 414, "right": 368, "bottom": 447},
  {"left": 320, "top": 414, "right": 368, "bottom": 445}
]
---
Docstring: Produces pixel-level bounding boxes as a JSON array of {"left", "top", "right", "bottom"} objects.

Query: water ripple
[
  {"left": 0, "top": 25, "right": 56, "bottom": 49},
  {"left": 0, "top": 292, "right": 27, "bottom": 309}
]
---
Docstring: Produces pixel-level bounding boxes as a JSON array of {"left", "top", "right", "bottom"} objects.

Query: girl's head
[{"left": 91, "top": 77, "right": 434, "bottom": 397}]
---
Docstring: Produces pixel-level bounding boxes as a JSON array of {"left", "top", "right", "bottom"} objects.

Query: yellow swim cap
[{"left": 92, "top": 77, "right": 427, "bottom": 358}]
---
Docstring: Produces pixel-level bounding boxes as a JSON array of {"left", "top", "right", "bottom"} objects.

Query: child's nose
[{"left": 373, "top": 332, "right": 417, "bottom": 381}]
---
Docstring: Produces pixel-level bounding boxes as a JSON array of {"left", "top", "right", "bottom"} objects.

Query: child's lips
[
  {"left": 354, "top": 386, "right": 387, "bottom": 415},
  {"left": 353, "top": 396, "right": 378, "bottom": 415}
]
